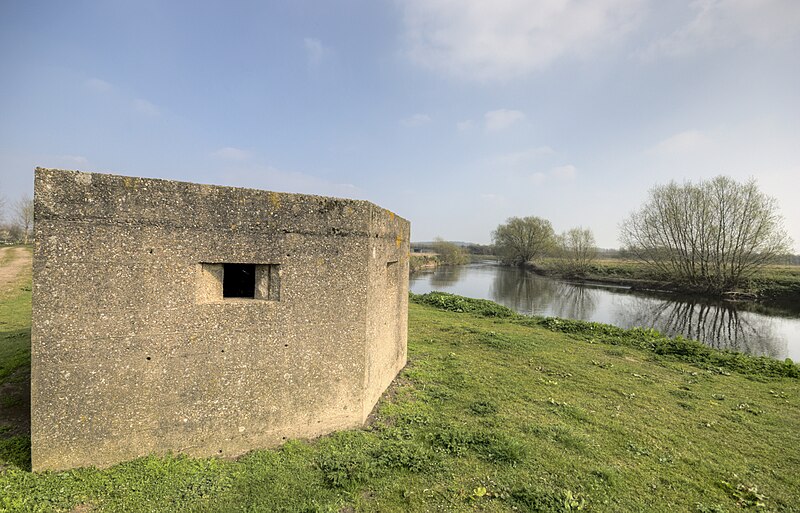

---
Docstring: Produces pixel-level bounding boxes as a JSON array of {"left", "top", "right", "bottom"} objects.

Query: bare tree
[
  {"left": 492, "top": 216, "right": 555, "bottom": 265},
  {"left": 620, "top": 176, "right": 792, "bottom": 292},
  {"left": 556, "top": 227, "right": 597, "bottom": 275},
  {"left": 13, "top": 194, "right": 34, "bottom": 245}
]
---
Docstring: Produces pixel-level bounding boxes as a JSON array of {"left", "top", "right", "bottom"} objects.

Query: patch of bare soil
[{"left": 0, "top": 247, "right": 32, "bottom": 294}]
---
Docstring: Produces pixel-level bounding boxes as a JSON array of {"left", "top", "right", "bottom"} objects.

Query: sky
[{"left": 1, "top": 0, "right": 798, "bottom": 249}]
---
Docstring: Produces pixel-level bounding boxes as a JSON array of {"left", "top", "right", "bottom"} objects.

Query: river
[{"left": 409, "top": 260, "right": 800, "bottom": 361}]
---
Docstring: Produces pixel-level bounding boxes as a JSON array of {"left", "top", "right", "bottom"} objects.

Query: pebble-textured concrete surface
[{"left": 31, "top": 168, "right": 410, "bottom": 471}]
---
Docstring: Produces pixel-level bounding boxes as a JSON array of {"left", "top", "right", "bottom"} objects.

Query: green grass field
[{"left": 1, "top": 275, "right": 799, "bottom": 511}]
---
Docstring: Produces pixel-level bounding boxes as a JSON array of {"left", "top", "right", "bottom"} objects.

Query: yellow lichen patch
[
  {"left": 396, "top": 235, "right": 403, "bottom": 248},
  {"left": 389, "top": 212, "right": 395, "bottom": 221},
  {"left": 269, "top": 192, "right": 282, "bottom": 210},
  {"left": 123, "top": 177, "right": 134, "bottom": 188}
]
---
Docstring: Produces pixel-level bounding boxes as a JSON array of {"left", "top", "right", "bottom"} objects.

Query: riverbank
[
  {"left": 409, "top": 252, "right": 439, "bottom": 273},
  {"left": 529, "top": 258, "right": 800, "bottom": 304},
  {"left": 2, "top": 276, "right": 800, "bottom": 510},
  {"left": 410, "top": 253, "right": 492, "bottom": 273}
]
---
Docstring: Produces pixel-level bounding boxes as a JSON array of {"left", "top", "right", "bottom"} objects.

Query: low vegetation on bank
[
  {"left": 409, "top": 253, "right": 439, "bottom": 273},
  {"left": 409, "top": 239, "right": 471, "bottom": 273},
  {"left": 534, "top": 258, "right": 800, "bottom": 302},
  {"left": 2, "top": 281, "right": 799, "bottom": 511}
]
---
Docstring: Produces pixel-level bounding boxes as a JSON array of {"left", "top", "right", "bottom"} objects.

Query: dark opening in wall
[
  {"left": 198, "top": 262, "right": 280, "bottom": 302},
  {"left": 223, "top": 264, "right": 256, "bottom": 298}
]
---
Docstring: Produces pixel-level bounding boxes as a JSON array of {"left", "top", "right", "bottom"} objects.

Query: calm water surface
[{"left": 410, "top": 260, "right": 800, "bottom": 360}]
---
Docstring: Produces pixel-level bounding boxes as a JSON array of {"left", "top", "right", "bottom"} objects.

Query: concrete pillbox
[{"left": 31, "top": 168, "right": 409, "bottom": 471}]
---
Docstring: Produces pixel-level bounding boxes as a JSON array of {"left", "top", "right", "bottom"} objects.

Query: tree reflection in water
[
  {"left": 428, "top": 265, "right": 463, "bottom": 288},
  {"left": 410, "top": 261, "right": 797, "bottom": 360},
  {"left": 490, "top": 266, "right": 598, "bottom": 319},
  {"left": 615, "top": 296, "right": 787, "bottom": 359}
]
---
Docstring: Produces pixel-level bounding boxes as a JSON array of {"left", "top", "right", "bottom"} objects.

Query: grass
[
  {"left": 1, "top": 283, "right": 800, "bottom": 510},
  {"left": 0, "top": 247, "right": 31, "bottom": 385}
]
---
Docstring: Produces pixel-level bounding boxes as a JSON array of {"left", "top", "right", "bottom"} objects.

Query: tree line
[
  {"left": 492, "top": 216, "right": 598, "bottom": 276},
  {"left": 0, "top": 193, "right": 34, "bottom": 244},
  {"left": 491, "top": 175, "right": 793, "bottom": 293}
]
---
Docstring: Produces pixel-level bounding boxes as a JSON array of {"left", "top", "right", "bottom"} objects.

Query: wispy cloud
[
  {"left": 492, "top": 146, "right": 554, "bottom": 166},
  {"left": 649, "top": 129, "right": 711, "bottom": 154},
  {"left": 549, "top": 164, "right": 577, "bottom": 180},
  {"left": 530, "top": 172, "right": 547, "bottom": 185},
  {"left": 401, "top": 113, "right": 432, "bottom": 127},
  {"left": 85, "top": 77, "right": 113, "bottom": 93},
  {"left": 530, "top": 164, "right": 577, "bottom": 184},
  {"left": 211, "top": 147, "right": 251, "bottom": 161},
  {"left": 485, "top": 109, "right": 525, "bottom": 132},
  {"left": 84, "top": 77, "right": 161, "bottom": 117},
  {"left": 640, "top": 0, "right": 800, "bottom": 60},
  {"left": 456, "top": 120, "right": 476, "bottom": 132},
  {"left": 401, "top": 0, "right": 644, "bottom": 81},
  {"left": 304, "top": 37, "right": 332, "bottom": 69},
  {"left": 133, "top": 98, "right": 160, "bottom": 117}
]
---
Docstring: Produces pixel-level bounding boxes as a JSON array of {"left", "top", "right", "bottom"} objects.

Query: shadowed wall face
[{"left": 30, "top": 168, "right": 410, "bottom": 471}]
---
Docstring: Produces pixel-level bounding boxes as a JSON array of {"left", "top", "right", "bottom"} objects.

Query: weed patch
[
  {"left": 429, "top": 425, "right": 525, "bottom": 464},
  {"left": 410, "top": 292, "right": 514, "bottom": 317}
]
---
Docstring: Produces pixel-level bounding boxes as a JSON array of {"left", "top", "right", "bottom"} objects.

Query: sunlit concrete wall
[{"left": 31, "top": 168, "right": 409, "bottom": 471}]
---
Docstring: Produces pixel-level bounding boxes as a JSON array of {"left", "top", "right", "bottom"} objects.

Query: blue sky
[{"left": 1, "top": 0, "right": 798, "bottom": 248}]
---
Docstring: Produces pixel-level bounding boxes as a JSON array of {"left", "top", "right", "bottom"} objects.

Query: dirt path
[{"left": 0, "top": 246, "right": 32, "bottom": 294}]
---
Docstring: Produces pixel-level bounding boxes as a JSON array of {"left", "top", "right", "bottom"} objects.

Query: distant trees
[
  {"left": 492, "top": 216, "right": 555, "bottom": 265},
  {"left": 555, "top": 227, "right": 597, "bottom": 276},
  {"left": 0, "top": 192, "right": 33, "bottom": 244},
  {"left": 13, "top": 195, "right": 33, "bottom": 244},
  {"left": 432, "top": 237, "right": 470, "bottom": 265},
  {"left": 620, "top": 176, "right": 792, "bottom": 292}
]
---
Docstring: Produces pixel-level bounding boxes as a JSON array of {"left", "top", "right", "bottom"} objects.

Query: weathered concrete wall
[{"left": 31, "top": 168, "right": 409, "bottom": 471}]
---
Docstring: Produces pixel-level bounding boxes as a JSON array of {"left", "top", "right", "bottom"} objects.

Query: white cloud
[
  {"left": 401, "top": 113, "right": 432, "bottom": 127},
  {"left": 530, "top": 172, "right": 548, "bottom": 185},
  {"left": 133, "top": 98, "right": 160, "bottom": 117},
  {"left": 550, "top": 164, "right": 577, "bottom": 180},
  {"left": 83, "top": 77, "right": 162, "bottom": 118},
  {"left": 85, "top": 78, "right": 112, "bottom": 93},
  {"left": 529, "top": 164, "right": 577, "bottom": 184},
  {"left": 401, "top": 0, "right": 645, "bottom": 81},
  {"left": 641, "top": 0, "right": 800, "bottom": 59},
  {"left": 457, "top": 120, "right": 476, "bottom": 132},
  {"left": 492, "top": 146, "right": 554, "bottom": 166},
  {"left": 304, "top": 37, "right": 331, "bottom": 69},
  {"left": 485, "top": 109, "right": 525, "bottom": 132},
  {"left": 211, "top": 147, "right": 251, "bottom": 161},
  {"left": 650, "top": 129, "right": 712, "bottom": 154}
]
